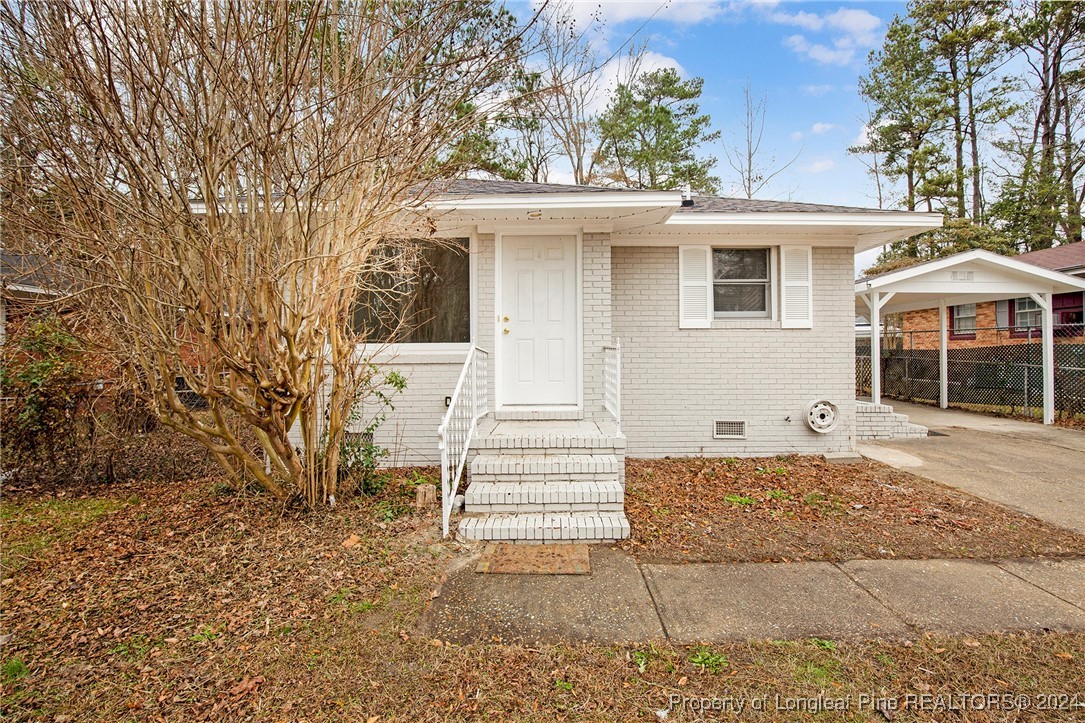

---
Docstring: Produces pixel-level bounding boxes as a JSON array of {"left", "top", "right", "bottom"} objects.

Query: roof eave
[
  {"left": 666, "top": 211, "right": 943, "bottom": 226},
  {"left": 425, "top": 191, "right": 683, "bottom": 211}
]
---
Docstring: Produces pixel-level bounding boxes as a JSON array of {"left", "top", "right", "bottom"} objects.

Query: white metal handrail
[
  {"left": 603, "top": 338, "right": 621, "bottom": 436},
  {"left": 437, "top": 345, "right": 489, "bottom": 537}
]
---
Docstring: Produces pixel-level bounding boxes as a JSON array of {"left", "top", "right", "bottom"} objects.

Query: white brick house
[{"left": 352, "top": 180, "right": 942, "bottom": 542}]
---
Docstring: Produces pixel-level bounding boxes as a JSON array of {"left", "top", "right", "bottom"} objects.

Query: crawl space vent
[{"left": 713, "top": 420, "right": 746, "bottom": 439}]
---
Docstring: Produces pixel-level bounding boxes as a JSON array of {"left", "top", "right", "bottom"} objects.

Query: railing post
[
  {"left": 1025, "top": 327, "right": 1031, "bottom": 418},
  {"left": 615, "top": 338, "right": 621, "bottom": 436}
]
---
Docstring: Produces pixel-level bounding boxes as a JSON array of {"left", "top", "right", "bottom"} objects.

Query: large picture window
[
  {"left": 713, "top": 248, "right": 770, "bottom": 318},
  {"left": 351, "top": 238, "right": 470, "bottom": 343}
]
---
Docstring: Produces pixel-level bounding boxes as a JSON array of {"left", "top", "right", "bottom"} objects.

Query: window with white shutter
[
  {"left": 678, "top": 245, "right": 712, "bottom": 328},
  {"left": 780, "top": 246, "right": 813, "bottom": 328}
]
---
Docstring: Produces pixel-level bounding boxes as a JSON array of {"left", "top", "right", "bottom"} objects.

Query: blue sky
[{"left": 518, "top": 0, "right": 911, "bottom": 267}]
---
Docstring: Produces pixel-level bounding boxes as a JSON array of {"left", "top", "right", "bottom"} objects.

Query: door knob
[
  {"left": 502, "top": 315, "right": 509, "bottom": 322},
  {"left": 503, "top": 328, "right": 510, "bottom": 335}
]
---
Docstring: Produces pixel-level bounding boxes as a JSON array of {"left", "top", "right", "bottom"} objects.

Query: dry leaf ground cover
[
  {"left": 3, "top": 451, "right": 1084, "bottom": 720},
  {"left": 618, "top": 456, "right": 1085, "bottom": 564}
]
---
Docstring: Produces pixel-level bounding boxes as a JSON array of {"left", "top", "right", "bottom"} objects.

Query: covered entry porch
[{"left": 856, "top": 249, "right": 1085, "bottom": 425}]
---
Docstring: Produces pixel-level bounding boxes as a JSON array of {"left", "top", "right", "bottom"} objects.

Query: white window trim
[
  {"left": 355, "top": 231, "right": 476, "bottom": 349},
  {"left": 1015, "top": 296, "right": 1042, "bottom": 328},
  {"left": 952, "top": 302, "right": 977, "bottom": 332},
  {"left": 711, "top": 246, "right": 776, "bottom": 320}
]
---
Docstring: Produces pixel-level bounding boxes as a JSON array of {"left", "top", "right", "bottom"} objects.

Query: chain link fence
[{"left": 856, "top": 325, "right": 1085, "bottom": 421}]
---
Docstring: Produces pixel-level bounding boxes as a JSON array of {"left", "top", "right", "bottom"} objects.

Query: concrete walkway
[
  {"left": 422, "top": 548, "right": 1085, "bottom": 644},
  {"left": 860, "top": 401, "right": 1085, "bottom": 535}
]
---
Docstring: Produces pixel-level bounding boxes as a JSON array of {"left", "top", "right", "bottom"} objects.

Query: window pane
[
  {"left": 714, "top": 283, "right": 768, "bottom": 313},
  {"left": 352, "top": 238, "right": 470, "bottom": 343},
  {"left": 954, "top": 303, "right": 976, "bottom": 332},
  {"left": 713, "top": 248, "right": 768, "bottom": 281},
  {"left": 956, "top": 303, "right": 976, "bottom": 317},
  {"left": 1017, "top": 311, "right": 1042, "bottom": 329}
]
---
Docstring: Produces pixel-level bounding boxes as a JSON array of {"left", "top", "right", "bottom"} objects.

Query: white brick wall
[
  {"left": 611, "top": 245, "right": 858, "bottom": 456},
  {"left": 285, "top": 352, "right": 465, "bottom": 467}
]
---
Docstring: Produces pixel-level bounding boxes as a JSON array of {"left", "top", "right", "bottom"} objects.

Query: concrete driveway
[{"left": 860, "top": 401, "right": 1085, "bottom": 535}]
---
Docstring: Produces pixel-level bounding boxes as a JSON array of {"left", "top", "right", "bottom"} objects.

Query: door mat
[{"left": 475, "top": 543, "right": 591, "bottom": 575}]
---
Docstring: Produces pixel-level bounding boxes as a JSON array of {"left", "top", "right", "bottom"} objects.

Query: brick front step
[
  {"left": 856, "top": 402, "right": 929, "bottom": 440},
  {"left": 465, "top": 481, "right": 624, "bottom": 513},
  {"left": 469, "top": 453, "right": 622, "bottom": 483},
  {"left": 457, "top": 512, "right": 631, "bottom": 542}
]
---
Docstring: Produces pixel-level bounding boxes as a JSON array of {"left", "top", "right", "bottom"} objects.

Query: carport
[{"left": 856, "top": 249, "right": 1085, "bottom": 425}]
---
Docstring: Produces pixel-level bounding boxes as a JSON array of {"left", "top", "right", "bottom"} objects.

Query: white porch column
[
  {"left": 939, "top": 299, "right": 948, "bottom": 409},
  {"left": 869, "top": 292, "right": 881, "bottom": 405},
  {"left": 1030, "top": 292, "right": 1055, "bottom": 425}
]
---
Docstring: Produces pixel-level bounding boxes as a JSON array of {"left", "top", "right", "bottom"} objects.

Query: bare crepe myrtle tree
[{"left": 0, "top": 0, "right": 533, "bottom": 506}]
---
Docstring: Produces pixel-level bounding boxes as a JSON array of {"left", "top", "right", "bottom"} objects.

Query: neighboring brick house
[{"left": 901, "top": 244, "right": 1085, "bottom": 350}]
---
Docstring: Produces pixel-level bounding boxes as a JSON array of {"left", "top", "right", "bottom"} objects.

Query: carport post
[
  {"left": 869, "top": 292, "right": 881, "bottom": 405},
  {"left": 939, "top": 300, "right": 948, "bottom": 409},
  {"left": 1030, "top": 292, "right": 1055, "bottom": 425}
]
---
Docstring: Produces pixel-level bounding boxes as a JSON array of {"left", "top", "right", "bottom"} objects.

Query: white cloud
[
  {"left": 810, "top": 122, "right": 838, "bottom": 135},
  {"left": 544, "top": 0, "right": 729, "bottom": 29},
  {"left": 852, "top": 124, "right": 871, "bottom": 147},
  {"left": 588, "top": 50, "right": 686, "bottom": 113},
  {"left": 769, "top": 7, "right": 882, "bottom": 65},
  {"left": 790, "top": 130, "right": 805, "bottom": 142},
  {"left": 784, "top": 34, "right": 854, "bottom": 65},
  {"left": 802, "top": 157, "right": 837, "bottom": 174},
  {"left": 802, "top": 84, "right": 835, "bottom": 96}
]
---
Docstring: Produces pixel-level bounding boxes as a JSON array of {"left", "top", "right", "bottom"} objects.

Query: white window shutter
[
  {"left": 678, "top": 245, "right": 712, "bottom": 329},
  {"left": 780, "top": 246, "right": 813, "bottom": 329}
]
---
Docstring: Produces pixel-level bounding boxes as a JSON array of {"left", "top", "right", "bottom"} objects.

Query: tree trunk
[{"left": 949, "top": 54, "right": 967, "bottom": 219}]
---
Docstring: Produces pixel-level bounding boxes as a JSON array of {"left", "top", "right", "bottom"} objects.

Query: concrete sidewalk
[
  {"left": 859, "top": 401, "right": 1085, "bottom": 535},
  {"left": 422, "top": 548, "right": 1085, "bottom": 644}
]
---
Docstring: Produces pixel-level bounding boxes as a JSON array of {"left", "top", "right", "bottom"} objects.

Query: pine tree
[
  {"left": 856, "top": 18, "right": 955, "bottom": 212},
  {"left": 595, "top": 68, "right": 721, "bottom": 193}
]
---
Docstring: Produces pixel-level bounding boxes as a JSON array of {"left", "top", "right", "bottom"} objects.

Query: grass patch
[
  {"left": 2, "top": 658, "right": 28, "bottom": 683},
  {"left": 688, "top": 646, "right": 729, "bottom": 673},
  {"left": 1, "top": 497, "right": 127, "bottom": 574},
  {"left": 723, "top": 494, "right": 756, "bottom": 506}
]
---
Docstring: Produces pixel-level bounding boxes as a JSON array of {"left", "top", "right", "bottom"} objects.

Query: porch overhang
[
  {"left": 855, "top": 248, "right": 1085, "bottom": 425},
  {"left": 425, "top": 191, "right": 682, "bottom": 234}
]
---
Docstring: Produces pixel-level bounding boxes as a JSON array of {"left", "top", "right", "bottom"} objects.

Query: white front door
[{"left": 498, "top": 234, "right": 579, "bottom": 407}]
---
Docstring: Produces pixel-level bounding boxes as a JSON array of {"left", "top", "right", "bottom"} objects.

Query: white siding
[{"left": 612, "top": 245, "right": 856, "bottom": 456}]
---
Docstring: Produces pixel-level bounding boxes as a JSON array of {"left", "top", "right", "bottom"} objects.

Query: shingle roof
[
  {"left": 1015, "top": 243, "right": 1085, "bottom": 272},
  {"left": 678, "top": 194, "right": 896, "bottom": 214},
  {"left": 436, "top": 178, "right": 899, "bottom": 214}
]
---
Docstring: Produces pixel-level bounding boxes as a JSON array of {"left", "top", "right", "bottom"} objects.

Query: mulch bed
[{"left": 618, "top": 456, "right": 1085, "bottom": 564}]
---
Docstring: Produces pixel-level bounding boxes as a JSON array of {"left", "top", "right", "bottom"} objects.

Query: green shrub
[{"left": 1, "top": 317, "right": 92, "bottom": 460}]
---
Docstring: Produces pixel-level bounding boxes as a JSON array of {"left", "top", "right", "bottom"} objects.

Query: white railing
[
  {"left": 603, "top": 338, "right": 621, "bottom": 436},
  {"left": 437, "top": 346, "right": 489, "bottom": 537}
]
